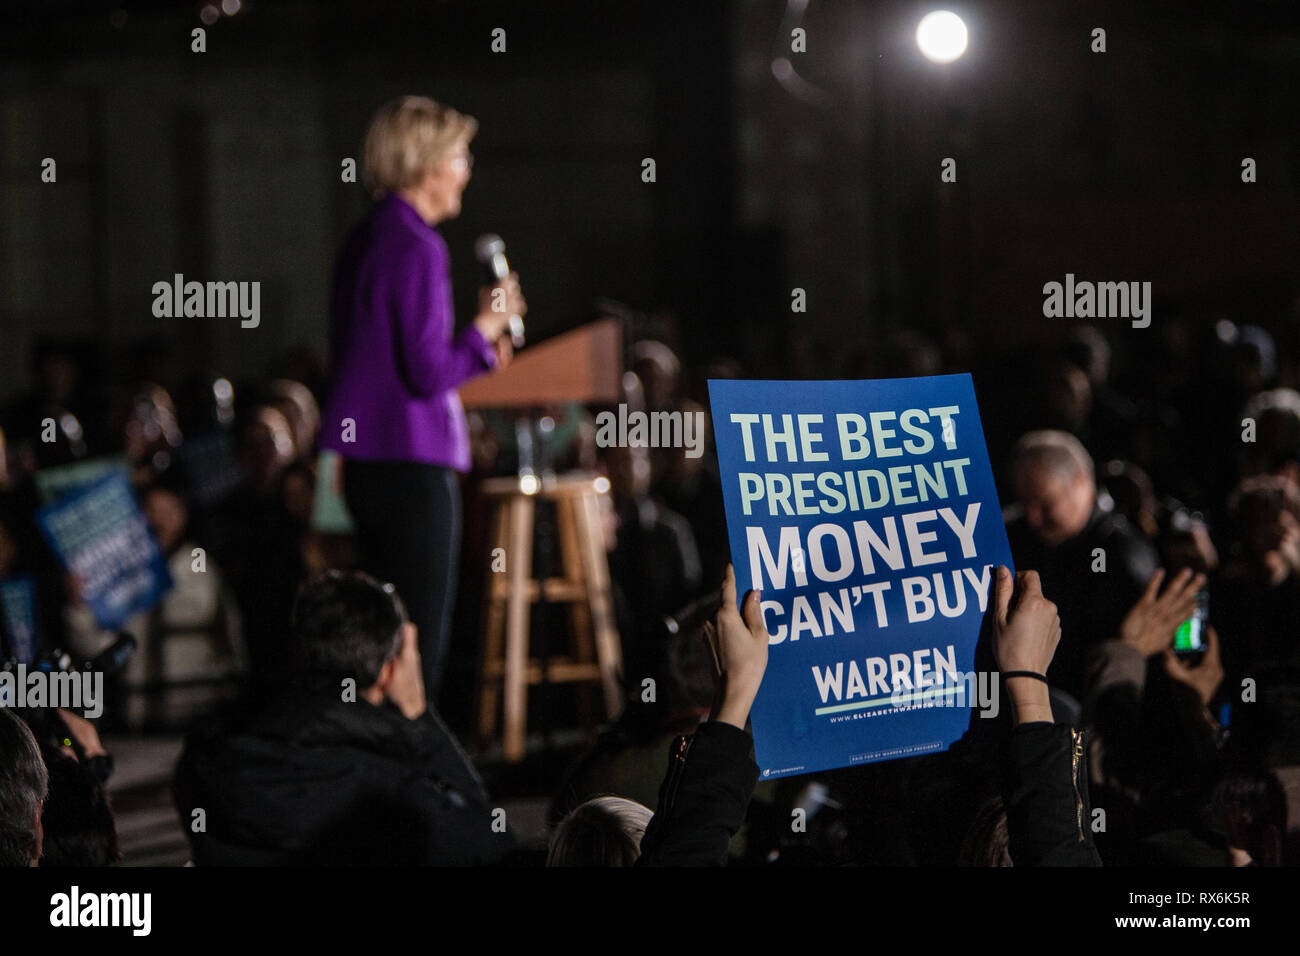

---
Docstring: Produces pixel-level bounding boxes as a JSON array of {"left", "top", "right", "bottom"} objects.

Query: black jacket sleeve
[
  {"left": 636, "top": 721, "right": 759, "bottom": 867},
  {"left": 407, "top": 705, "right": 492, "bottom": 805},
  {"left": 402, "top": 705, "right": 516, "bottom": 865},
  {"left": 1000, "top": 721, "right": 1102, "bottom": 867}
]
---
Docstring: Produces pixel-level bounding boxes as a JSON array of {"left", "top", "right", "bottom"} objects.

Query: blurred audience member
[
  {"left": 1, "top": 341, "right": 92, "bottom": 475},
  {"left": 547, "top": 796, "right": 652, "bottom": 866},
  {"left": 268, "top": 379, "right": 321, "bottom": 463},
  {"left": 65, "top": 476, "right": 247, "bottom": 731},
  {"left": 211, "top": 405, "right": 304, "bottom": 689},
  {"left": 1215, "top": 476, "right": 1300, "bottom": 689},
  {"left": 0, "top": 708, "right": 47, "bottom": 867},
  {"left": 36, "top": 712, "right": 120, "bottom": 867},
  {"left": 1063, "top": 325, "right": 1138, "bottom": 462},
  {"left": 1004, "top": 430, "right": 1158, "bottom": 696},
  {"left": 603, "top": 374, "right": 703, "bottom": 700},
  {"left": 1100, "top": 459, "right": 1160, "bottom": 540},
  {"left": 1239, "top": 388, "right": 1300, "bottom": 486},
  {"left": 113, "top": 383, "right": 183, "bottom": 487},
  {"left": 175, "top": 571, "right": 512, "bottom": 866}
]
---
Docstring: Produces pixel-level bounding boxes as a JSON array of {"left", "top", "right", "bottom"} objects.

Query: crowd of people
[{"left": 1, "top": 310, "right": 1298, "bottom": 866}]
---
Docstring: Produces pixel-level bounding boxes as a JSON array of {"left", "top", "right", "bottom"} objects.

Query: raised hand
[
  {"left": 1163, "top": 624, "right": 1224, "bottom": 706},
  {"left": 992, "top": 566, "right": 1060, "bottom": 725},
  {"left": 711, "top": 564, "right": 770, "bottom": 730},
  {"left": 1119, "top": 567, "right": 1205, "bottom": 657},
  {"left": 384, "top": 621, "right": 428, "bottom": 719}
]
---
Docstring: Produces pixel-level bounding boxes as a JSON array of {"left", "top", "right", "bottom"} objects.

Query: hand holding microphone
[
  {"left": 473, "top": 275, "right": 524, "bottom": 368},
  {"left": 473, "top": 234, "right": 526, "bottom": 368}
]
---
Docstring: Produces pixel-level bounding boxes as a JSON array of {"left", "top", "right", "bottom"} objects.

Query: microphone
[
  {"left": 474, "top": 233, "right": 525, "bottom": 348},
  {"left": 662, "top": 592, "right": 723, "bottom": 637}
]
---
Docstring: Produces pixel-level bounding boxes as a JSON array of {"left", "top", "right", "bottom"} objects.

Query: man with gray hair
[
  {"left": 1004, "top": 430, "right": 1158, "bottom": 697},
  {"left": 0, "top": 708, "right": 48, "bottom": 866}
]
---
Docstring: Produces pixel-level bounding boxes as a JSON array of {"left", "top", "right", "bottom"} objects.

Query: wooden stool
[{"left": 476, "top": 474, "right": 624, "bottom": 762}]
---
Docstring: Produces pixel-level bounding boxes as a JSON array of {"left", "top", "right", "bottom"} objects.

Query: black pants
[{"left": 342, "top": 460, "right": 461, "bottom": 706}]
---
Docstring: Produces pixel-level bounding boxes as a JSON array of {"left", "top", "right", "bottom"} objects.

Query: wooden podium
[
  {"left": 460, "top": 317, "right": 622, "bottom": 409},
  {"left": 461, "top": 320, "right": 624, "bottom": 761}
]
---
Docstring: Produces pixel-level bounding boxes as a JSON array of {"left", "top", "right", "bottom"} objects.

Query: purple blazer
[{"left": 321, "top": 193, "right": 496, "bottom": 472}]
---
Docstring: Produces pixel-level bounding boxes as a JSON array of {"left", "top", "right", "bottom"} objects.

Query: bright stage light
[{"left": 916, "top": 11, "right": 968, "bottom": 63}]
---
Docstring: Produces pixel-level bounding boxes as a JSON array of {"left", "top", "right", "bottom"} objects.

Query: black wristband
[{"left": 1001, "top": 670, "right": 1049, "bottom": 684}]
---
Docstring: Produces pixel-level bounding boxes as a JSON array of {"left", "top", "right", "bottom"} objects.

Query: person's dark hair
[
  {"left": 279, "top": 459, "right": 318, "bottom": 513},
  {"left": 141, "top": 469, "right": 195, "bottom": 520},
  {"left": 957, "top": 795, "right": 1012, "bottom": 867},
  {"left": 547, "top": 796, "right": 653, "bottom": 866},
  {"left": 1062, "top": 325, "right": 1111, "bottom": 385},
  {"left": 1239, "top": 389, "right": 1300, "bottom": 474},
  {"left": 1227, "top": 474, "right": 1300, "bottom": 547},
  {"left": 1211, "top": 769, "right": 1288, "bottom": 865},
  {"left": 0, "top": 709, "right": 49, "bottom": 866},
  {"left": 291, "top": 571, "right": 407, "bottom": 689},
  {"left": 38, "top": 752, "right": 120, "bottom": 867},
  {"left": 29, "top": 338, "right": 80, "bottom": 376}
]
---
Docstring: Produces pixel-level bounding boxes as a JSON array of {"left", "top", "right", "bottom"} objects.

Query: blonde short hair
[
  {"left": 362, "top": 95, "right": 478, "bottom": 197},
  {"left": 546, "top": 796, "right": 654, "bottom": 866}
]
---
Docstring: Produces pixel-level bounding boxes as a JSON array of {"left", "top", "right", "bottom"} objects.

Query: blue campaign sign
[
  {"left": 36, "top": 472, "right": 173, "bottom": 631},
  {"left": 33, "top": 456, "right": 130, "bottom": 505},
  {"left": 707, "top": 374, "right": 1014, "bottom": 778},
  {"left": 0, "top": 576, "right": 39, "bottom": 664}
]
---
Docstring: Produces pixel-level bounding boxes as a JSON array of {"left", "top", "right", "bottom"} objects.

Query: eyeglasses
[{"left": 448, "top": 151, "right": 474, "bottom": 174}]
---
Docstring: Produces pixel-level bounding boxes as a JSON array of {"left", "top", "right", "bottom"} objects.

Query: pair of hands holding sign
[{"left": 704, "top": 562, "right": 1073, "bottom": 729}]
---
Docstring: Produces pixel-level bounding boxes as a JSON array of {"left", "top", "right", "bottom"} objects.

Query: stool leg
[
  {"left": 503, "top": 494, "right": 535, "bottom": 762},
  {"left": 555, "top": 497, "right": 596, "bottom": 734},
  {"left": 476, "top": 501, "right": 509, "bottom": 745},
  {"left": 574, "top": 490, "right": 624, "bottom": 721}
]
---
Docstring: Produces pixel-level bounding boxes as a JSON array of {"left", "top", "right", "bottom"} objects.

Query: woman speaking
[{"left": 321, "top": 95, "right": 524, "bottom": 705}]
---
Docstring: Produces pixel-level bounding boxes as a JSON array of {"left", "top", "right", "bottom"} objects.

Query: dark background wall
[
  {"left": 0, "top": 0, "right": 730, "bottom": 393},
  {"left": 2, "top": 0, "right": 1299, "bottom": 396}
]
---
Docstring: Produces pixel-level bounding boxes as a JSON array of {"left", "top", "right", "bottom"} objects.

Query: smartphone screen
[{"left": 1174, "top": 588, "right": 1209, "bottom": 654}]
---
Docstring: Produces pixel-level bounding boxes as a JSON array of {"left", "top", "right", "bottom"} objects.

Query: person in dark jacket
[
  {"left": 945, "top": 567, "right": 1105, "bottom": 867},
  {"left": 1003, "top": 431, "right": 1158, "bottom": 697},
  {"left": 636, "top": 565, "right": 766, "bottom": 866},
  {"left": 554, "top": 564, "right": 1104, "bottom": 867},
  {"left": 990, "top": 566, "right": 1103, "bottom": 866},
  {"left": 1083, "top": 568, "right": 1223, "bottom": 862},
  {"left": 174, "top": 571, "right": 513, "bottom": 866},
  {"left": 547, "top": 564, "right": 764, "bottom": 866}
]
